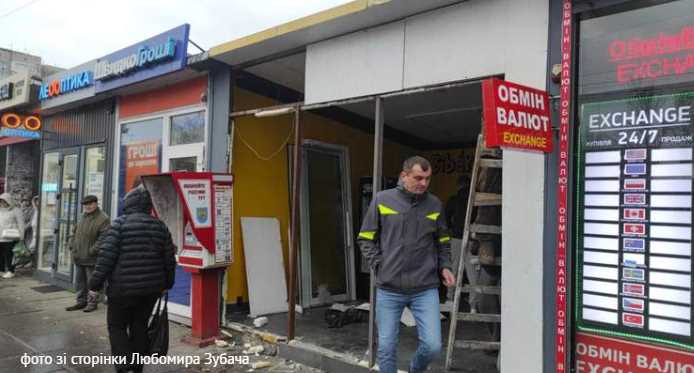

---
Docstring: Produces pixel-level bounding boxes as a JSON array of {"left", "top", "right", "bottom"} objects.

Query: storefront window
[
  {"left": 170, "top": 111, "right": 204, "bottom": 145},
  {"left": 169, "top": 156, "right": 197, "bottom": 172},
  {"left": 83, "top": 146, "right": 105, "bottom": 205},
  {"left": 119, "top": 118, "right": 162, "bottom": 209}
]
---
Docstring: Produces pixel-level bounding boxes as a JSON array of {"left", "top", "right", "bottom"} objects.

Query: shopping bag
[
  {"left": 12, "top": 241, "right": 31, "bottom": 266},
  {"left": 147, "top": 293, "right": 169, "bottom": 356}
]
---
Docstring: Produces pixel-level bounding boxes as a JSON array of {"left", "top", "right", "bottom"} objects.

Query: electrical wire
[
  {"left": 235, "top": 121, "right": 295, "bottom": 162},
  {"left": 0, "top": 0, "right": 44, "bottom": 20}
]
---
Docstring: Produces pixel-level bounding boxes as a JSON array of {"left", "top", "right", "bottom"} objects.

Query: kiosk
[{"left": 142, "top": 172, "right": 234, "bottom": 346}]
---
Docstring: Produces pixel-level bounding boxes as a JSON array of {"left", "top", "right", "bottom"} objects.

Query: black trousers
[
  {"left": 107, "top": 294, "right": 159, "bottom": 373},
  {"left": 0, "top": 241, "right": 15, "bottom": 273}
]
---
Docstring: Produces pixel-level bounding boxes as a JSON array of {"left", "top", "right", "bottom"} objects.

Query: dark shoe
[
  {"left": 66, "top": 303, "right": 87, "bottom": 311},
  {"left": 83, "top": 303, "right": 98, "bottom": 312}
]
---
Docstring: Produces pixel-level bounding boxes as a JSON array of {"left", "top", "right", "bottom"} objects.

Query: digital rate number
[{"left": 617, "top": 129, "right": 658, "bottom": 146}]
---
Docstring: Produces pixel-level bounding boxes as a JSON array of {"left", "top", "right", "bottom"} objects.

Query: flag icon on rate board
[
  {"left": 624, "top": 149, "right": 647, "bottom": 161},
  {"left": 622, "top": 313, "right": 644, "bottom": 328},
  {"left": 623, "top": 238, "right": 645, "bottom": 252},
  {"left": 623, "top": 208, "right": 646, "bottom": 221},
  {"left": 623, "top": 223, "right": 646, "bottom": 236},
  {"left": 624, "top": 163, "right": 647, "bottom": 176},
  {"left": 623, "top": 179, "right": 646, "bottom": 191},
  {"left": 622, "top": 283, "right": 645, "bottom": 297},
  {"left": 623, "top": 268, "right": 645, "bottom": 282},
  {"left": 624, "top": 194, "right": 646, "bottom": 205},
  {"left": 622, "top": 298, "right": 645, "bottom": 313}
]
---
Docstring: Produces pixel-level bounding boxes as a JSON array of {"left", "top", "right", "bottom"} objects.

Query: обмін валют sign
[{"left": 482, "top": 78, "right": 553, "bottom": 153}]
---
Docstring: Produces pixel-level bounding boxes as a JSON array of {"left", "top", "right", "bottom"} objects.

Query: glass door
[
  {"left": 56, "top": 151, "right": 80, "bottom": 278},
  {"left": 162, "top": 145, "right": 204, "bottom": 321},
  {"left": 38, "top": 153, "right": 60, "bottom": 271},
  {"left": 299, "top": 142, "right": 355, "bottom": 307}
]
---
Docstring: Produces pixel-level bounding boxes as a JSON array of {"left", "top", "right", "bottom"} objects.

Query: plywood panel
[{"left": 241, "top": 217, "right": 288, "bottom": 316}]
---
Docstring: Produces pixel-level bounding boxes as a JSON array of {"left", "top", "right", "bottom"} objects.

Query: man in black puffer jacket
[{"left": 89, "top": 185, "right": 176, "bottom": 373}]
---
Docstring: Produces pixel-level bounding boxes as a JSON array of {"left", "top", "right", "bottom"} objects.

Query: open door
[{"left": 299, "top": 141, "right": 356, "bottom": 307}]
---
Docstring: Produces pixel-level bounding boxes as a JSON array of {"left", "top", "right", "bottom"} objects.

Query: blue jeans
[{"left": 376, "top": 288, "right": 442, "bottom": 373}]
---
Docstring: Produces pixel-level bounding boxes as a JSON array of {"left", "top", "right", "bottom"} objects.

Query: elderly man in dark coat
[{"left": 66, "top": 195, "right": 110, "bottom": 312}]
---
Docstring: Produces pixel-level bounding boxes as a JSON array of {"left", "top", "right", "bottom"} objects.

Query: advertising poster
[{"left": 124, "top": 141, "right": 160, "bottom": 193}]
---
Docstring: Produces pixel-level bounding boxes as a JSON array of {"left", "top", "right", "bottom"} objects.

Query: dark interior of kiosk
[{"left": 231, "top": 62, "right": 502, "bottom": 371}]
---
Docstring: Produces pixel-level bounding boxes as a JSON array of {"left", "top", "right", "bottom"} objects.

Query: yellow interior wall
[{"left": 227, "top": 88, "right": 414, "bottom": 303}]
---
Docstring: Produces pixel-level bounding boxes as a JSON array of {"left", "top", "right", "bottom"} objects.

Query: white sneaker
[
  {"left": 2, "top": 272, "right": 15, "bottom": 279},
  {"left": 0, "top": 272, "right": 5, "bottom": 278}
]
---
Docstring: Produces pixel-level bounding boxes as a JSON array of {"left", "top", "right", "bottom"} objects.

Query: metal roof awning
[{"left": 208, "top": 0, "right": 466, "bottom": 68}]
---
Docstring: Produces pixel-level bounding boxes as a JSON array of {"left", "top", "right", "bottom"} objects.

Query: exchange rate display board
[{"left": 576, "top": 92, "right": 694, "bottom": 351}]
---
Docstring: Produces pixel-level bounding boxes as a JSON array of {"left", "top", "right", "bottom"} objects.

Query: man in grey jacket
[{"left": 358, "top": 156, "right": 455, "bottom": 373}]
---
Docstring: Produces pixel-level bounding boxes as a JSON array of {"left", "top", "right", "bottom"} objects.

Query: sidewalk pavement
[{"left": 0, "top": 271, "right": 319, "bottom": 373}]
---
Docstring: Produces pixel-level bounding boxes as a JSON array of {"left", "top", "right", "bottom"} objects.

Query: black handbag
[{"left": 147, "top": 293, "right": 169, "bottom": 356}]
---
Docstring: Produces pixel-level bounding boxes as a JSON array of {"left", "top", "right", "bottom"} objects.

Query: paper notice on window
[{"left": 214, "top": 184, "right": 233, "bottom": 264}]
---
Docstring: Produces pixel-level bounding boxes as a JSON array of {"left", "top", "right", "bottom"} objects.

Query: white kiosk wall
[{"left": 304, "top": 0, "right": 550, "bottom": 371}]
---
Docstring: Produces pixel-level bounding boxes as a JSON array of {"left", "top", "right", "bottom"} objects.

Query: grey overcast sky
[{"left": 0, "top": 0, "right": 351, "bottom": 68}]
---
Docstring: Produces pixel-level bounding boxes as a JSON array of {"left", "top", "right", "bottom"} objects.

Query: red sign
[
  {"left": 482, "top": 78, "right": 553, "bottom": 152},
  {"left": 608, "top": 26, "right": 694, "bottom": 84},
  {"left": 556, "top": 1, "right": 572, "bottom": 371},
  {"left": 576, "top": 333, "right": 694, "bottom": 372}
]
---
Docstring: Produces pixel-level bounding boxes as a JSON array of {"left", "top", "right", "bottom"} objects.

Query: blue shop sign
[
  {"left": 0, "top": 128, "right": 41, "bottom": 139},
  {"left": 94, "top": 24, "right": 189, "bottom": 94}
]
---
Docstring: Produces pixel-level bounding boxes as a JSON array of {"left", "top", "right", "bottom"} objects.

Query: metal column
[
  {"left": 368, "top": 97, "right": 384, "bottom": 369},
  {"left": 288, "top": 107, "right": 302, "bottom": 341}
]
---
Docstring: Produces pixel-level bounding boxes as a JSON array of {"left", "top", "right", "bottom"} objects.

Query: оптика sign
[
  {"left": 93, "top": 24, "right": 189, "bottom": 93},
  {"left": 38, "top": 70, "right": 93, "bottom": 101}
]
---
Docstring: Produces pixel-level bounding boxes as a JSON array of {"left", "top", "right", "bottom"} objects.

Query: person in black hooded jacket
[{"left": 89, "top": 185, "right": 176, "bottom": 373}]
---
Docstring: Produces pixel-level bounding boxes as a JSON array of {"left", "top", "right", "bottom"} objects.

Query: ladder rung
[
  {"left": 480, "top": 148, "right": 502, "bottom": 158},
  {"left": 457, "top": 313, "right": 501, "bottom": 323},
  {"left": 454, "top": 340, "right": 500, "bottom": 351},
  {"left": 473, "top": 193, "right": 502, "bottom": 206},
  {"left": 479, "top": 159, "right": 502, "bottom": 168},
  {"left": 470, "top": 224, "right": 501, "bottom": 234},
  {"left": 460, "top": 285, "right": 501, "bottom": 295},
  {"left": 469, "top": 256, "right": 502, "bottom": 266}
]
